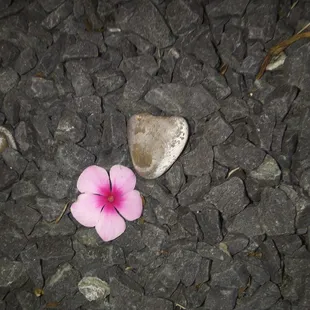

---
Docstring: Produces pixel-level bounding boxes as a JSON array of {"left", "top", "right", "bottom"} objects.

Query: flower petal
[
  {"left": 71, "top": 194, "right": 104, "bottom": 227},
  {"left": 77, "top": 165, "right": 110, "bottom": 195},
  {"left": 115, "top": 190, "right": 143, "bottom": 221},
  {"left": 95, "top": 207, "right": 126, "bottom": 241},
  {"left": 109, "top": 165, "right": 136, "bottom": 194}
]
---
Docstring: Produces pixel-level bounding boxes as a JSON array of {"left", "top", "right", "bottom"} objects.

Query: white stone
[
  {"left": 127, "top": 113, "right": 189, "bottom": 179},
  {"left": 78, "top": 276, "right": 110, "bottom": 301}
]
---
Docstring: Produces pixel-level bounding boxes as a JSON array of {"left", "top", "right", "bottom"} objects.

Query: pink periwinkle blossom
[{"left": 71, "top": 165, "right": 143, "bottom": 242}]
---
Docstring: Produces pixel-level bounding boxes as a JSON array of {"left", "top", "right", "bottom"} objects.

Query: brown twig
[{"left": 256, "top": 31, "right": 310, "bottom": 80}]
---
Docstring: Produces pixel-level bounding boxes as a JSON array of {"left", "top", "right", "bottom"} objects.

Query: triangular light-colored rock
[{"left": 127, "top": 113, "right": 188, "bottom": 179}]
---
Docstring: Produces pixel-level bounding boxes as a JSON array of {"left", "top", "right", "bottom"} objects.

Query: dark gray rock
[
  {"left": 168, "top": 249, "right": 202, "bottom": 286},
  {"left": 2, "top": 148, "right": 27, "bottom": 175},
  {"left": 37, "top": 236, "right": 74, "bottom": 278},
  {"left": 300, "top": 169, "right": 310, "bottom": 197},
  {"left": 145, "top": 264, "right": 180, "bottom": 298},
  {"left": 116, "top": 0, "right": 175, "bottom": 49},
  {"left": 0, "top": 67, "right": 19, "bottom": 94},
  {"left": 74, "top": 227, "right": 104, "bottom": 248},
  {"left": 179, "top": 211, "right": 201, "bottom": 238},
  {"left": 16, "top": 290, "right": 39, "bottom": 310},
  {"left": 259, "top": 238, "right": 281, "bottom": 284},
  {"left": 72, "top": 73, "right": 95, "bottom": 97},
  {"left": 55, "top": 143, "right": 95, "bottom": 177},
  {"left": 27, "top": 77, "right": 57, "bottom": 99},
  {"left": 123, "top": 70, "right": 152, "bottom": 101},
  {"left": 245, "top": 0, "right": 278, "bottom": 42},
  {"left": 114, "top": 224, "right": 145, "bottom": 255},
  {"left": 0, "top": 214, "right": 27, "bottom": 259},
  {"left": 214, "top": 138, "right": 265, "bottom": 171},
  {"left": 41, "top": 0, "right": 73, "bottom": 29},
  {"left": 211, "top": 260, "right": 249, "bottom": 289},
  {"left": 119, "top": 55, "right": 158, "bottom": 79},
  {"left": 45, "top": 263, "right": 80, "bottom": 302},
  {"left": 284, "top": 42, "right": 310, "bottom": 92},
  {"left": 222, "top": 234, "right": 249, "bottom": 256},
  {"left": 204, "top": 113, "right": 233, "bottom": 146},
  {"left": 139, "top": 296, "right": 173, "bottom": 310},
  {"left": 14, "top": 47, "right": 37, "bottom": 75},
  {"left": 228, "top": 205, "right": 264, "bottom": 237},
  {"left": 182, "top": 137, "right": 213, "bottom": 176},
  {"left": 0, "top": 41, "right": 19, "bottom": 69},
  {"left": 264, "top": 84, "right": 298, "bottom": 122},
  {"left": 36, "top": 42, "right": 61, "bottom": 77},
  {"left": 219, "top": 26, "right": 246, "bottom": 71},
  {"left": 203, "top": 67, "right": 231, "bottom": 102},
  {"left": 37, "top": 171, "right": 72, "bottom": 200},
  {"left": 62, "top": 40, "right": 98, "bottom": 61},
  {"left": 211, "top": 162, "right": 229, "bottom": 185},
  {"left": 177, "top": 174, "right": 211, "bottom": 206},
  {"left": 93, "top": 69, "right": 125, "bottom": 96},
  {"left": 220, "top": 97, "right": 249, "bottom": 122},
  {"left": 206, "top": 0, "right": 249, "bottom": 19},
  {"left": 166, "top": 0, "right": 202, "bottom": 35},
  {"left": 11, "top": 180, "right": 39, "bottom": 201},
  {"left": 234, "top": 281, "right": 281, "bottom": 310},
  {"left": 72, "top": 240, "right": 125, "bottom": 274},
  {"left": 258, "top": 187, "right": 295, "bottom": 236},
  {"left": 39, "top": 0, "right": 65, "bottom": 12},
  {"left": 31, "top": 216, "right": 76, "bottom": 238},
  {"left": 164, "top": 162, "right": 186, "bottom": 196},
  {"left": 246, "top": 155, "right": 281, "bottom": 201},
  {"left": 101, "top": 108, "right": 126, "bottom": 150},
  {"left": 3, "top": 203, "right": 41, "bottom": 235},
  {"left": 184, "top": 282, "right": 209, "bottom": 308},
  {"left": 0, "top": 258, "right": 28, "bottom": 292},
  {"left": 195, "top": 206, "right": 223, "bottom": 245},
  {"left": 142, "top": 223, "right": 168, "bottom": 252},
  {"left": 74, "top": 95, "right": 102, "bottom": 116},
  {"left": 204, "top": 286, "right": 238, "bottom": 310},
  {"left": 197, "top": 242, "right": 231, "bottom": 262},
  {"left": 153, "top": 203, "right": 178, "bottom": 226},
  {"left": 205, "top": 177, "right": 249, "bottom": 219},
  {"left": 55, "top": 110, "right": 85, "bottom": 143},
  {"left": 173, "top": 54, "right": 204, "bottom": 86},
  {"left": 249, "top": 110, "right": 275, "bottom": 151},
  {"left": 20, "top": 244, "right": 44, "bottom": 288},
  {"left": 145, "top": 83, "right": 219, "bottom": 119},
  {"left": 273, "top": 235, "right": 302, "bottom": 255},
  {"left": 176, "top": 26, "right": 219, "bottom": 68}
]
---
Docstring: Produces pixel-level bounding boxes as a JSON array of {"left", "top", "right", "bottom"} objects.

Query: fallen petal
[
  {"left": 71, "top": 194, "right": 104, "bottom": 227},
  {"left": 115, "top": 190, "right": 143, "bottom": 221},
  {"left": 77, "top": 165, "right": 110, "bottom": 195},
  {"left": 109, "top": 165, "right": 136, "bottom": 194},
  {"left": 95, "top": 207, "right": 126, "bottom": 241}
]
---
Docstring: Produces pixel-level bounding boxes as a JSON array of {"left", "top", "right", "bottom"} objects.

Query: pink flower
[{"left": 71, "top": 165, "right": 143, "bottom": 242}]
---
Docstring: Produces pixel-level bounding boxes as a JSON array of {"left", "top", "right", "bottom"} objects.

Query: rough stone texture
[
  {"left": 145, "top": 84, "right": 219, "bottom": 119},
  {"left": 205, "top": 177, "right": 249, "bottom": 219},
  {"left": 0, "top": 67, "right": 19, "bottom": 94},
  {"left": 14, "top": 47, "right": 37, "bottom": 75},
  {"left": 116, "top": 0, "right": 175, "bottom": 49},
  {"left": 78, "top": 276, "right": 110, "bottom": 301}
]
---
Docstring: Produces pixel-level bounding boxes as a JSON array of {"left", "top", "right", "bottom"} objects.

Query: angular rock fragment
[
  {"left": 204, "top": 286, "right": 238, "bottom": 310},
  {"left": 62, "top": 40, "right": 98, "bottom": 61},
  {"left": 145, "top": 83, "right": 219, "bottom": 119},
  {"left": 11, "top": 180, "right": 39, "bottom": 201},
  {"left": 128, "top": 113, "right": 188, "bottom": 179},
  {"left": 177, "top": 174, "right": 211, "bottom": 206},
  {"left": 78, "top": 276, "right": 110, "bottom": 301},
  {"left": 164, "top": 162, "right": 186, "bottom": 196},
  {"left": 246, "top": 155, "right": 281, "bottom": 201},
  {"left": 14, "top": 47, "right": 37, "bottom": 75},
  {"left": 214, "top": 138, "right": 265, "bottom": 171},
  {"left": 258, "top": 188, "right": 295, "bottom": 235},
  {"left": 44, "top": 263, "right": 80, "bottom": 302},
  {"left": 116, "top": 0, "right": 175, "bottom": 48},
  {"left": 205, "top": 177, "right": 249, "bottom": 218},
  {"left": 0, "top": 67, "right": 19, "bottom": 94},
  {"left": 27, "top": 77, "right": 57, "bottom": 99}
]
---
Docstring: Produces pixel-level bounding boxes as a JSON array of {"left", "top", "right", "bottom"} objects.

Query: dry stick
[
  {"left": 256, "top": 31, "right": 310, "bottom": 80},
  {"left": 54, "top": 202, "right": 69, "bottom": 224}
]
